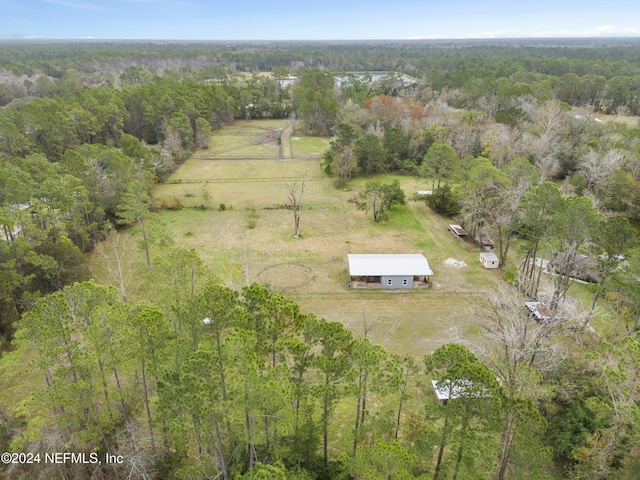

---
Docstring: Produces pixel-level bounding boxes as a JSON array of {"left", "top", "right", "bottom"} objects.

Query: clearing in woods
[{"left": 149, "top": 119, "right": 500, "bottom": 356}]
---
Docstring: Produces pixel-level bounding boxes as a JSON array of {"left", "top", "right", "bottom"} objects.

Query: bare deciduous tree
[
  {"left": 100, "top": 230, "right": 137, "bottom": 302},
  {"left": 332, "top": 146, "right": 356, "bottom": 188},
  {"left": 452, "top": 123, "right": 483, "bottom": 159},
  {"left": 578, "top": 148, "right": 624, "bottom": 195},
  {"left": 481, "top": 284, "right": 567, "bottom": 381},
  {"left": 531, "top": 99, "right": 570, "bottom": 140},
  {"left": 534, "top": 154, "right": 560, "bottom": 183},
  {"left": 284, "top": 174, "right": 309, "bottom": 238},
  {"left": 112, "top": 420, "right": 157, "bottom": 480},
  {"left": 478, "top": 284, "right": 568, "bottom": 480},
  {"left": 480, "top": 123, "right": 520, "bottom": 169}
]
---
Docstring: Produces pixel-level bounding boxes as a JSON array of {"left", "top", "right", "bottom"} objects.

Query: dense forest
[{"left": 1, "top": 40, "right": 640, "bottom": 480}]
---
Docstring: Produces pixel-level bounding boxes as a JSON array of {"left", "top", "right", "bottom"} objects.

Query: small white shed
[
  {"left": 479, "top": 252, "right": 499, "bottom": 269},
  {"left": 431, "top": 379, "right": 494, "bottom": 404}
]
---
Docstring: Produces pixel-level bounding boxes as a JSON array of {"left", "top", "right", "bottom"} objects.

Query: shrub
[
  {"left": 425, "top": 184, "right": 461, "bottom": 217},
  {"left": 503, "top": 264, "right": 519, "bottom": 284},
  {"left": 569, "top": 173, "right": 585, "bottom": 196},
  {"left": 160, "top": 196, "right": 182, "bottom": 210},
  {"left": 166, "top": 196, "right": 181, "bottom": 210},
  {"left": 247, "top": 206, "right": 258, "bottom": 229}
]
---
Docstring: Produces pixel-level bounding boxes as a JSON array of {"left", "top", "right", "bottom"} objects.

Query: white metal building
[{"left": 347, "top": 254, "right": 434, "bottom": 288}]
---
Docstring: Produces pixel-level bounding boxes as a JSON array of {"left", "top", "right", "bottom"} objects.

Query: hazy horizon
[{"left": 2, "top": 0, "right": 640, "bottom": 41}]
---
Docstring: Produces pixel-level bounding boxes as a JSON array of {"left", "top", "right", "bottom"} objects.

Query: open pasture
[
  {"left": 152, "top": 121, "right": 501, "bottom": 355},
  {"left": 158, "top": 158, "right": 323, "bottom": 192},
  {"left": 290, "top": 135, "right": 332, "bottom": 157},
  {"left": 158, "top": 202, "right": 496, "bottom": 356},
  {"left": 195, "top": 119, "right": 290, "bottom": 159}
]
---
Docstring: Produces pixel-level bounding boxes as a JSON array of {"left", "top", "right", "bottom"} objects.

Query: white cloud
[
  {"left": 115, "top": 0, "right": 193, "bottom": 5},
  {"left": 409, "top": 30, "right": 523, "bottom": 40},
  {"left": 460, "top": 30, "right": 522, "bottom": 39},
  {"left": 533, "top": 25, "right": 640, "bottom": 37},
  {"left": 410, "top": 25, "right": 640, "bottom": 40}
]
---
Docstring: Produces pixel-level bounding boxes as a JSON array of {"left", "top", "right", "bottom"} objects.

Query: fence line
[
  {"left": 163, "top": 175, "right": 324, "bottom": 185},
  {"left": 285, "top": 290, "right": 489, "bottom": 298},
  {"left": 191, "top": 156, "right": 320, "bottom": 161}
]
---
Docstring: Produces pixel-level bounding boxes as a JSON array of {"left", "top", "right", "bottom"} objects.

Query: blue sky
[{"left": 1, "top": 0, "right": 640, "bottom": 40}]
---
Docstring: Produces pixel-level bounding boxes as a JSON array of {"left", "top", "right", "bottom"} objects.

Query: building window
[
  {"left": 387, "top": 279, "right": 392, "bottom": 286},
  {"left": 403, "top": 279, "right": 408, "bottom": 286}
]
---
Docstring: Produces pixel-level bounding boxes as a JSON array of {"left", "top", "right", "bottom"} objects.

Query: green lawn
[{"left": 290, "top": 136, "right": 331, "bottom": 157}]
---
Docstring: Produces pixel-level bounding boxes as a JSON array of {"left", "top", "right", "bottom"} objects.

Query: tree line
[
  {"left": 2, "top": 40, "right": 640, "bottom": 114},
  {"left": 323, "top": 93, "right": 640, "bottom": 217}
]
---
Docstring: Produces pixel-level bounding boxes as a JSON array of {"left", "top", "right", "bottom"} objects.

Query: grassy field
[
  {"left": 146, "top": 120, "right": 504, "bottom": 356},
  {"left": 194, "top": 119, "right": 291, "bottom": 159},
  {"left": 290, "top": 135, "right": 332, "bottom": 157}
]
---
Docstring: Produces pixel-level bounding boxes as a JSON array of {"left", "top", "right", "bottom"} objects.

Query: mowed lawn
[{"left": 149, "top": 121, "right": 501, "bottom": 356}]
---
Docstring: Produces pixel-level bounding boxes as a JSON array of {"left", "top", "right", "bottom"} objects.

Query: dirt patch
[
  {"left": 257, "top": 263, "right": 314, "bottom": 291},
  {"left": 444, "top": 258, "right": 467, "bottom": 267}
]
